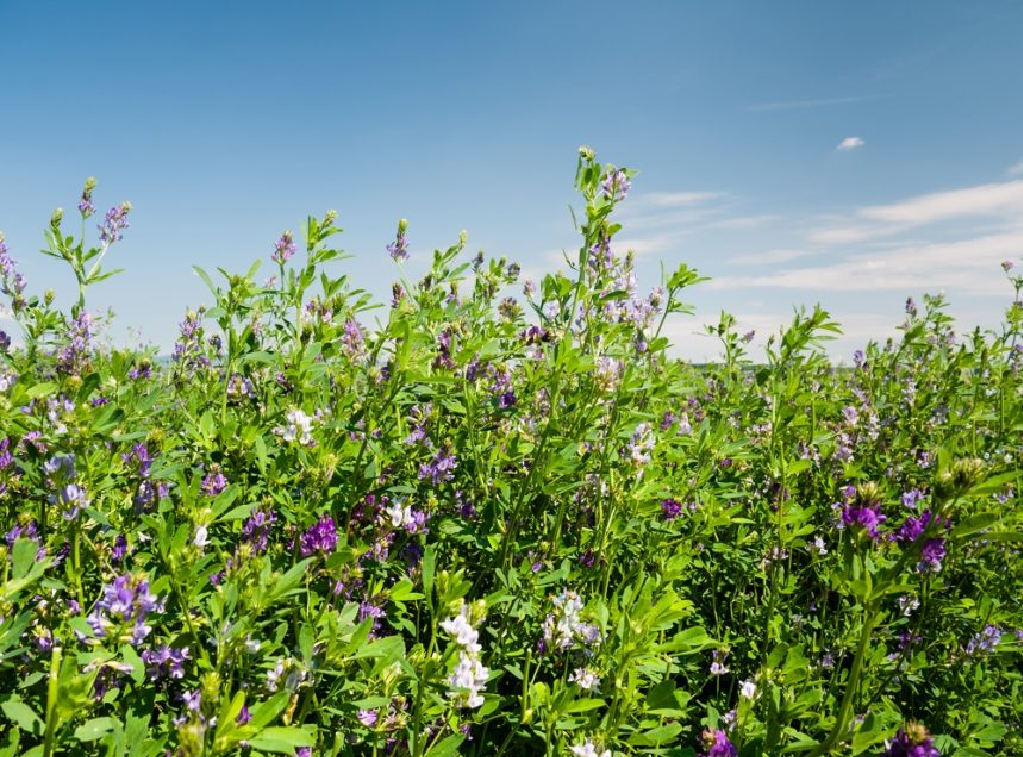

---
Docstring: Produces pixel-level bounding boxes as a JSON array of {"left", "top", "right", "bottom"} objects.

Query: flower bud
[
  {"left": 50, "top": 207, "right": 64, "bottom": 230},
  {"left": 44, "top": 290, "right": 55, "bottom": 306},
  {"left": 578, "top": 145, "right": 595, "bottom": 160}
]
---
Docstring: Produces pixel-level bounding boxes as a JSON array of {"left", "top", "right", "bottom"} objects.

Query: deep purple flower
[
  {"left": 112, "top": 535, "right": 128, "bottom": 563},
  {"left": 299, "top": 515, "right": 338, "bottom": 557},
  {"left": 242, "top": 506, "right": 277, "bottom": 554},
  {"left": 882, "top": 723, "right": 941, "bottom": 757},
  {"left": 122, "top": 442, "right": 153, "bottom": 477},
  {"left": 698, "top": 729, "right": 737, "bottom": 757},
  {"left": 236, "top": 705, "right": 251, "bottom": 724},
  {"left": 142, "top": 645, "right": 190, "bottom": 682},
  {"left": 841, "top": 501, "right": 886, "bottom": 541},
  {"left": 661, "top": 498, "right": 682, "bottom": 521}
]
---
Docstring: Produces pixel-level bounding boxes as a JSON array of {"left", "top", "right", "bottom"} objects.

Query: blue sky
[{"left": 1, "top": 1, "right": 1022, "bottom": 359}]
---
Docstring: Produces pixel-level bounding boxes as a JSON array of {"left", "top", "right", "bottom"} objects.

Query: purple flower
[
  {"left": 296, "top": 749, "right": 312, "bottom": 757},
  {"left": 419, "top": 449, "right": 457, "bottom": 485},
  {"left": 98, "top": 202, "right": 131, "bottom": 244},
  {"left": 87, "top": 573, "right": 164, "bottom": 645},
  {"left": 357, "top": 709, "right": 377, "bottom": 727},
  {"left": 0, "top": 233, "right": 28, "bottom": 306},
  {"left": 142, "top": 645, "right": 190, "bottom": 682},
  {"left": 710, "top": 649, "right": 729, "bottom": 675},
  {"left": 966, "top": 624, "right": 1002, "bottom": 656},
  {"left": 242, "top": 506, "right": 277, "bottom": 554},
  {"left": 236, "top": 705, "right": 251, "bottom": 724},
  {"left": 271, "top": 231, "right": 296, "bottom": 265},
  {"left": 841, "top": 501, "right": 886, "bottom": 541},
  {"left": 698, "top": 729, "right": 738, "bottom": 757},
  {"left": 182, "top": 689, "right": 201, "bottom": 712},
  {"left": 601, "top": 168, "right": 631, "bottom": 201},
  {"left": 111, "top": 535, "right": 128, "bottom": 563},
  {"left": 201, "top": 466, "right": 227, "bottom": 496},
  {"left": 299, "top": 515, "right": 338, "bottom": 557},
  {"left": 122, "top": 442, "right": 153, "bottom": 477},
  {"left": 387, "top": 219, "right": 409, "bottom": 261},
  {"left": 882, "top": 723, "right": 941, "bottom": 757},
  {"left": 661, "top": 498, "right": 682, "bottom": 521}
]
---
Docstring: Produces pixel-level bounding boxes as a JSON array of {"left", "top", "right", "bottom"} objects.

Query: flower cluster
[
  {"left": 541, "top": 589, "right": 601, "bottom": 652},
  {"left": 882, "top": 722, "right": 941, "bottom": 757},
  {"left": 86, "top": 573, "right": 164, "bottom": 646},
  {"left": 441, "top": 600, "right": 488, "bottom": 708},
  {"left": 698, "top": 729, "right": 738, "bottom": 757},
  {"left": 275, "top": 408, "right": 316, "bottom": 446},
  {"left": 299, "top": 514, "right": 338, "bottom": 557}
]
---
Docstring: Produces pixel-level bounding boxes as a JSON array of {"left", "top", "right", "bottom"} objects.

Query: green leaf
[
  {"left": 247, "top": 726, "right": 315, "bottom": 753},
  {"left": 425, "top": 734, "right": 465, "bottom": 757},
  {"left": 1, "top": 701, "right": 42, "bottom": 735},
  {"left": 74, "top": 717, "right": 116, "bottom": 741}
]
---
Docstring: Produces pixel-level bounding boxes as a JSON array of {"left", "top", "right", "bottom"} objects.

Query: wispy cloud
[
  {"left": 809, "top": 180, "right": 1023, "bottom": 244},
  {"left": 746, "top": 95, "right": 873, "bottom": 112},
  {"left": 729, "top": 248, "right": 814, "bottom": 265},
  {"left": 708, "top": 214, "right": 779, "bottom": 230},
  {"left": 614, "top": 190, "right": 730, "bottom": 256},
  {"left": 711, "top": 227, "right": 1023, "bottom": 295},
  {"left": 836, "top": 136, "right": 865, "bottom": 151},
  {"left": 627, "top": 191, "right": 726, "bottom": 210},
  {"left": 1009, "top": 160, "right": 1023, "bottom": 177}
]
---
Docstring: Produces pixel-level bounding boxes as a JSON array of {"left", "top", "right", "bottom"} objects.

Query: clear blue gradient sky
[{"left": 2, "top": 2, "right": 1022, "bottom": 359}]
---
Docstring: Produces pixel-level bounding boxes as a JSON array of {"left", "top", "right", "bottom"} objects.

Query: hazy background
[{"left": 2, "top": 1, "right": 1022, "bottom": 360}]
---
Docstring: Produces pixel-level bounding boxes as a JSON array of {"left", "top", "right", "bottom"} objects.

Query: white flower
[
  {"left": 386, "top": 500, "right": 415, "bottom": 530},
  {"left": 448, "top": 650, "right": 488, "bottom": 708},
  {"left": 193, "top": 525, "right": 209, "bottom": 548},
  {"left": 570, "top": 738, "right": 611, "bottom": 757},
  {"left": 740, "top": 679, "right": 757, "bottom": 699},
  {"left": 440, "top": 602, "right": 481, "bottom": 652},
  {"left": 274, "top": 408, "right": 315, "bottom": 445},
  {"left": 569, "top": 667, "right": 601, "bottom": 691}
]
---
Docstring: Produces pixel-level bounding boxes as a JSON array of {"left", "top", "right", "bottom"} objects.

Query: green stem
[{"left": 42, "top": 646, "right": 62, "bottom": 757}]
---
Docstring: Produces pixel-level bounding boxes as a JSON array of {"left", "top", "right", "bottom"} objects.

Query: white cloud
[
  {"left": 710, "top": 227, "right": 1023, "bottom": 295},
  {"left": 729, "top": 248, "right": 814, "bottom": 265},
  {"left": 660, "top": 310, "right": 904, "bottom": 362},
  {"left": 837, "top": 137, "right": 865, "bottom": 151},
  {"left": 1007, "top": 160, "right": 1023, "bottom": 177},
  {"left": 809, "top": 180, "right": 1023, "bottom": 244},
  {"left": 708, "top": 214, "right": 779, "bottom": 229},
  {"left": 626, "top": 191, "right": 726, "bottom": 210}
]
